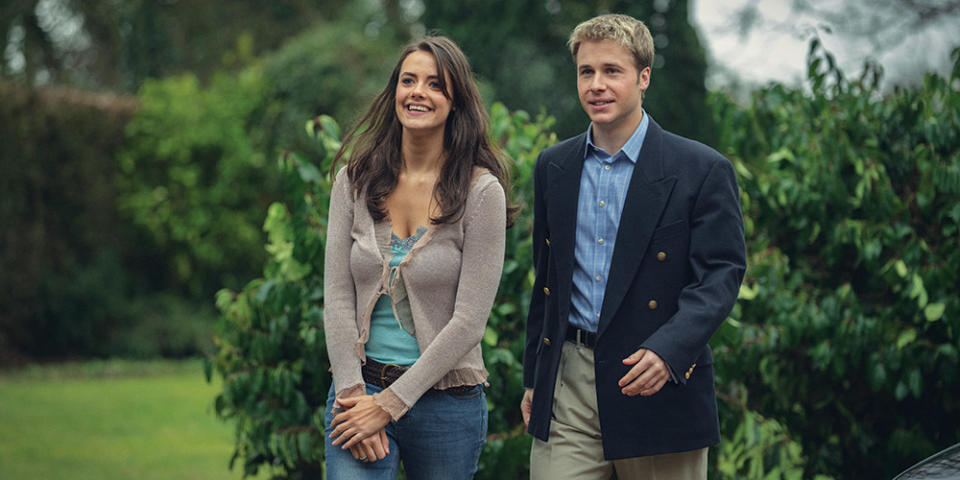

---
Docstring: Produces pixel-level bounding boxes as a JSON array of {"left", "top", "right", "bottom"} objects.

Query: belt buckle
[
  {"left": 380, "top": 363, "right": 400, "bottom": 388},
  {"left": 576, "top": 328, "right": 583, "bottom": 345}
]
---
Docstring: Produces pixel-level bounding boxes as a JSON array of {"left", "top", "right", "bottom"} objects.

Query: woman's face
[{"left": 394, "top": 50, "right": 453, "bottom": 135}]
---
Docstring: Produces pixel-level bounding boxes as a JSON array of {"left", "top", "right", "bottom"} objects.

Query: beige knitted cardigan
[{"left": 323, "top": 166, "right": 505, "bottom": 420}]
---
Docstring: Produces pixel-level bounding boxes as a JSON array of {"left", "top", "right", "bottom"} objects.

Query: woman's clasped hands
[{"left": 329, "top": 395, "right": 393, "bottom": 462}]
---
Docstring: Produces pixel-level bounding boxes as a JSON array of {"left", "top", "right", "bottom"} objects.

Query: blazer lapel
[
  {"left": 546, "top": 133, "right": 587, "bottom": 326},
  {"left": 598, "top": 119, "right": 676, "bottom": 338}
]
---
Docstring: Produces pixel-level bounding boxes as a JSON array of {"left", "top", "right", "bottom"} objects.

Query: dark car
[{"left": 893, "top": 443, "right": 960, "bottom": 480}]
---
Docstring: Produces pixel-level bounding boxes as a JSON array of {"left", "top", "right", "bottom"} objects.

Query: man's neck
[{"left": 591, "top": 111, "right": 644, "bottom": 154}]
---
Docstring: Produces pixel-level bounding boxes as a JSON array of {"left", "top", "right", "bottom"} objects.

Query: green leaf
[
  {"left": 895, "top": 381, "right": 909, "bottom": 401},
  {"left": 895, "top": 260, "right": 908, "bottom": 278},
  {"left": 908, "top": 274, "right": 928, "bottom": 308},
  {"left": 318, "top": 114, "right": 341, "bottom": 139},
  {"left": 896, "top": 329, "right": 917, "bottom": 349},
  {"left": 870, "top": 363, "right": 887, "bottom": 391},
  {"left": 297, "top": 161, "right": 322, "bottom": 183},
  {"left": 908, "top": 368, "right": 923, "bottom": 398},
  {"left": 924, "top": 302, "right": 945, "bottom": 322},
  {"left": 483, "top": 326, "right": 499, "bottom": 347}
]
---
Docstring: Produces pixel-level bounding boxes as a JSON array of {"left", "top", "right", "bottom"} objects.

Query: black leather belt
[
  {"left": 361, "top": 358, "right": 476, "bottom": 394},
  {"left": 565, "top": 327, "right": 597, "bottom": 348}
]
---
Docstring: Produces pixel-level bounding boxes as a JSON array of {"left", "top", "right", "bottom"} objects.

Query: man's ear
[{"left": 638, "top": 66, "right": 651, "bottom": 90}]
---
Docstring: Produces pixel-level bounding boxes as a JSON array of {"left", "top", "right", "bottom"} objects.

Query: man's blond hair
[{"left": 568, "top": 14, "right": 654, "bottom": 73}]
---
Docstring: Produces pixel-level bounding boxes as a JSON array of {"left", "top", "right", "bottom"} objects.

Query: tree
[
  {"left": 1, "top": 0, "right": 345, "bottom": 91},
  {"left": 418, "top": 0, "right": 716, "bottom": 144}
]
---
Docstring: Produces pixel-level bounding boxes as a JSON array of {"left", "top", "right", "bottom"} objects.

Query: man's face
[{"left": 576, "top": 39, "right": 649, "bottom": 133}]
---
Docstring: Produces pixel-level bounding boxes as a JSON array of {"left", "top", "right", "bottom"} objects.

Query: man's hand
[
  {"left": 347, "top": 428, "right": 390, "bottom": 462},
  {"left": 329, "top": 395, "right": 392, "bottom": 450},
  {"left": 520, "top": 388, "right": 534, "bottom": 428},
  {"left": 619, "top": 348, "right": 669, "bottom": 396}
]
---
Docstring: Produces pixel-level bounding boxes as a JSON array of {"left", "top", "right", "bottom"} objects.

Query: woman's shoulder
[
  {"left": 469, "top": 166, "right": 500, "bottom": 193},
  {"left": 334, "top": 165, "right": 351, "bottom": 184},
  {"left": 464, "top": 166, "right": 505, "bottom": 219},
  {"left": 332, "top": 165, "right": 360, "bottom": 198}
]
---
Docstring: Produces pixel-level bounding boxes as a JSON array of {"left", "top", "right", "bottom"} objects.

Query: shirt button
[
  {"left": 599, "top": 200, "right": 606, "bottom": 207},
  {"left": 604, "top": 164, "right": 611, "bottom": 171},
  {"left": 598, "top": 238, "right": 605, "bottom": 245},
  {"left": 596, "top": 312, "right": 601, "bottom": 318},
  {"left": 595, "top": 275, "right": 602, "bottom": 281}
]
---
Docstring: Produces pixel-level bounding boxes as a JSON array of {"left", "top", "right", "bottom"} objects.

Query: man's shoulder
[
  {"left": 659, "top": 125, "right": 721, "bottom": 157},
  {"left": 658, "top": 126, "right": 728, "bottom": 170}
]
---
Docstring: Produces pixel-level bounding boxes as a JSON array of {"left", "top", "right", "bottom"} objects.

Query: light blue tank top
[{"left": 365, "top": 227, "right": 426, "bottom": 366}]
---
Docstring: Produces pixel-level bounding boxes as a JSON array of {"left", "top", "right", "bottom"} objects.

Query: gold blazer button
[
  {"left": 545, "top": 238, "right": 551, "bottom": 246},
  {"left": 543, "top": 337, "right": 551, "bottom": 346},
  {"left": 648, "top": 300, "right": 658, "bottom": 310},
  {"left": 657, "top": 251, "right": 667, "bottom": 261},
  {"left": 543, "top": 287, "right": 551, "bottom": 296},
  {"left": 685, "top": 371, "right": 691, "bottom": 380}
]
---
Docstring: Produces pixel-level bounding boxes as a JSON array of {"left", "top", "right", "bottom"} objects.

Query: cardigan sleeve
[
  {"left": 323, "top": 167, "right": 365, "bottom": 399},
  {"left": 373, "top": 174, "right": 506, "bottom": 419}
]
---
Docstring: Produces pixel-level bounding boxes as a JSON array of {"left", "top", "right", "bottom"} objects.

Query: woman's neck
[{"left": 401, "top": 128, "right": 446, "bottom": 175}]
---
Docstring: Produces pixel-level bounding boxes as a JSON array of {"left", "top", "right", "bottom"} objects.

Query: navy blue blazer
[{"left": 522, "top": 118, "right": 746, "bottom": 459}]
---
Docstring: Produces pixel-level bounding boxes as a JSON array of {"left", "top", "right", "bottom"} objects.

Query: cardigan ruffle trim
[{"left": 373, "top": 366, "right": 490, "bottom": 420}]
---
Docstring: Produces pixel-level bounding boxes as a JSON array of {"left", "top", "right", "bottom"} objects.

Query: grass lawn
[{"left": 0, "top": 359, "right": 274, "bottom": 480}]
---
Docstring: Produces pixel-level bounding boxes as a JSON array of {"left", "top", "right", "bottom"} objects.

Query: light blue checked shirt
[{"left": 568, "top": 112, "right": 650, "bottom": 332}]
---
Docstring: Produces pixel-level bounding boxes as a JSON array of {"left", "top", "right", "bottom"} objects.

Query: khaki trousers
[{"left": 530, "top": 341, "right": 707, "bottom": 480}]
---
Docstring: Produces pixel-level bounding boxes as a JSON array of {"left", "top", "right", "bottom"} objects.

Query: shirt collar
[{"left": 584, "top": 109, "right": 650, "bottom": 164}]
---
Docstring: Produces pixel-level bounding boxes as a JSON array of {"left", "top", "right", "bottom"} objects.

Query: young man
[{"left": 521, "top": 14, "right": 746, "bottom": 479}]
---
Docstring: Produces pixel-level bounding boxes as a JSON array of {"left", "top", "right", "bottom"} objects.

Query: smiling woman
[
  {"left": 319, "top": 36, "right": 516, "bottom": 479},
  {"left": 394, "top": 50, "right": 453, "bottom": 138}
]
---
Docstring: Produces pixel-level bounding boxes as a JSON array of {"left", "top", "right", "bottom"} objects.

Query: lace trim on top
[{"left": 390, "top": 225, "right": 428, "bottom": 252}]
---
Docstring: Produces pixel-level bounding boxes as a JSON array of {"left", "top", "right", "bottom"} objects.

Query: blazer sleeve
[
  {"left": 323, "top": 168, "right": 365, "bottom": 399},
  {"left": 640, "top": 157, "right": 746, "bottom": 379},
  {"left": 523, "top": 153, "right": 550, "bottom": 388}
]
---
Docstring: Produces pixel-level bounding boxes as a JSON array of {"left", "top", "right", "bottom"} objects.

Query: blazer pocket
[{"left": 651, "top": 220, "right": 688, "bottom": 243}]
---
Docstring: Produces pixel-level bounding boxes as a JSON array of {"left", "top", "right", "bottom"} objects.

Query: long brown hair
[{"left": 330, "top": 36, "right": 517, "bottom": 227}]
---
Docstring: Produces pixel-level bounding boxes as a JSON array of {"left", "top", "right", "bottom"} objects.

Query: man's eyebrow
[{"left": 578, "top": 62, "right": 623, "bottom": 69}]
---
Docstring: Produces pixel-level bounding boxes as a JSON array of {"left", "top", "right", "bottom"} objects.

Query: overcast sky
[{"left": 692, "top": 0, "right": 960, "bottom": 90}]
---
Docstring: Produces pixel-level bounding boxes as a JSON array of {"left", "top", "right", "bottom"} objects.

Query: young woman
[{"left": 322, "top": 36, "right": 515, "bottom": 479}]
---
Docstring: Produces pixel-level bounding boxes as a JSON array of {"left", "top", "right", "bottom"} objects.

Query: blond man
[{"left": 521, "top": 14, "right": 745, "bottom": 479}]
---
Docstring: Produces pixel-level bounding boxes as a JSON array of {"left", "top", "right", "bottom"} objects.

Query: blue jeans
[{"left": 324, "top": 382, "right": 487, "bottom": 480}]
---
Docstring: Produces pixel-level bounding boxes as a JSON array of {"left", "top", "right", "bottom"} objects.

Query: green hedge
[
  {"left": 0, "top": 82, "right": 139, "bottom": 361},
  {"left": 711, "top": 42, "right": 960, "bottom": 479}
]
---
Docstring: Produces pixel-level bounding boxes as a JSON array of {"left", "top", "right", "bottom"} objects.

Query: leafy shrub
[
  {"left": 258, "top": 21, "right": 398, "bottom": 162},
  {"left": 117, "top": 69, "right": 274, "bottom": 298},
  {"left": 711, "top": 42, "right": 960, "bottom": 479}
]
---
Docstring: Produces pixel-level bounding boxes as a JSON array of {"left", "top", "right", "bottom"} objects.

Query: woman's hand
[
  {"left": 329, "top": 395, "right": 393, "bottom": 450},
  {"left": 348, "top": 428, "right": 390, "bottom": 462}
]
